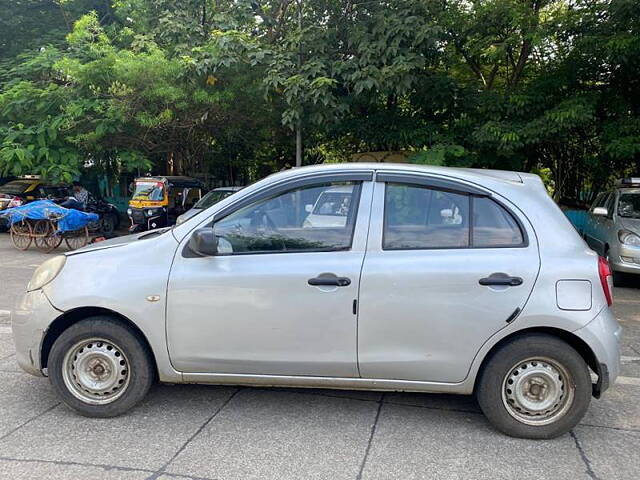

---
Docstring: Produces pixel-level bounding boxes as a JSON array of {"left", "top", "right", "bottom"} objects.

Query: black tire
[
  {"left": 476, "top": 334, "right": 591, "bottom": 439},
  {"left": 101, "top": 213, "right": 117, "bottom": 235},
  {"left": 48, "top": 316, "right": 154, "bottom": 417}
]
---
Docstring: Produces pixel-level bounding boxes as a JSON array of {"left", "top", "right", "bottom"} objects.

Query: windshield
[
  {"left": 618, "top": 192, "right": 640, "bottom": 219},
  {"left": 312, "top": 191, "right": 352, "bottom": 216},
  {"left": 132, "top": 181, "right": 165, "bottom": 201},
  {"left": 195, "top": 190, "right": 234, "bottom": 209},
  {"left": 0, "top": 180, "right": 32, "bottom": 195}
]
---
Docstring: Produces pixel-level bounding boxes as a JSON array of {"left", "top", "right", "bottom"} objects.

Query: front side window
[
  {"left": 213, "top": 182, "right": 360, "bottom": 254},
  {"left": 383, "top": 182, "right": 524, "bottom": 249}
]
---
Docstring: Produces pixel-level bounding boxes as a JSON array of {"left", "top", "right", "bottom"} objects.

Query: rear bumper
[{"left": 573, "top": 306, "right": 621, "bottom": 395}]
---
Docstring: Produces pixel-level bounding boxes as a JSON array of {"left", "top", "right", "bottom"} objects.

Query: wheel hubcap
[
  {"left": 502, "top": 358, "right": 575, "bottom": 426},
  {"left": 62, "top": 339, "right": 130, "bottom": 405}
]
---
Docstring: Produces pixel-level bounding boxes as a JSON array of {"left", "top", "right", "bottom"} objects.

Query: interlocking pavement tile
[
  {"left": 0, "top": 340, "right": 14, "bottom": 360},
  {"left": 361, "top": 403, "right": 588, "bottom": 480},
  {"left": 166, "top": 388, "right": 379, "bottom": 480},
  {"left": 0, "top": 356, "right": 21, "bottom": 373},
  {"left": 0, "top": 384, "right": 236, "bottom": 471},
  {"left": 0, "top": 372, "right": 59, "bottom": 439},
  {"left": 573, "top": 426, "right": 640, "bottom": 480},
  {"left": 0, "top": 459, "right": 150, "bottom": 480},
  {"left": 581, "top": 383, "right": 640, "bottom": 430}
]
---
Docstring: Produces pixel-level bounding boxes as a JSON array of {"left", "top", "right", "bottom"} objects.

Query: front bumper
[
  {"left": 128, "top": 209, "right": 166, "bottom": 232},
  {"left": 573, "top": 306, "right": 622, "bottom": 395},
  {"left": 11, "top": 289, "right": 62, "bottom": 376},
  {"left": 610, "top": 243, "right": 640, "bottom": 274}
]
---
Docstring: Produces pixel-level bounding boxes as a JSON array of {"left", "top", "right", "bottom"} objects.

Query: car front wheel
[
  {"left": 48, "top": 316, "right": 154, "bottom": 417},
  {"left": 476, "top": 334, "right": 592, "bottom": 439}
]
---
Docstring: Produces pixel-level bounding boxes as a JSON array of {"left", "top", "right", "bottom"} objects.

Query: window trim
[
  {"left": 209, "top": 179, "right": 365, "bottom": 256},
  {"left": 211, "top": 171, "right": 373, "bottom": 223},
  {"left": 376, "top": 172, "right": 490, "bottom": 197},
  {"left": 380, "top": 181, "right": 528, "bottom": 251}
]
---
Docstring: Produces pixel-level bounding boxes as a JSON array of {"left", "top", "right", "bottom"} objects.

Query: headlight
[
  {"left": 27, "top": 256, "right": 66, "bottom": 292},
  {"left": 618, "top": 230, "right": 640, "bottom": 247},
  {"left": 127, "top": 208, "right": 132, "bottom": 215},
  {"left": 147, "top": 209, "right": 155, "bottom": 216}
]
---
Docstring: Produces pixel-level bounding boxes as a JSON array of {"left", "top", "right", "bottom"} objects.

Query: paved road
[{"left": 0, "top": 233, "right": 639, "bottom": 480}]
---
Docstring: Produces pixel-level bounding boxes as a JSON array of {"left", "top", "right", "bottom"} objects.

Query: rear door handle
[
  {"left": 479, "top": 273, "right": 523, "bottom": 287},
  {"left": 308, "top": 274, "right": 351, "bottom": 287}
]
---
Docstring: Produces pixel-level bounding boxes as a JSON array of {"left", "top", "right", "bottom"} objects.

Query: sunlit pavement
[{"left": 0, "top": 233, "right": 638, "bottom": 480}]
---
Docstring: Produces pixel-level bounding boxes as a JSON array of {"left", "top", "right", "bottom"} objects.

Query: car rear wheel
[
  {"left": 48, "top": 316, "right": 154, "bottom": 417},
  {"left": 476, "top": 334, "right": 591, "bottom": 439}
]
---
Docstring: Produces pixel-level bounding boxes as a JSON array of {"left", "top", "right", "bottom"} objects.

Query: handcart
[{"left": 1, "top": 200, "right": 99, "bottom": 253}]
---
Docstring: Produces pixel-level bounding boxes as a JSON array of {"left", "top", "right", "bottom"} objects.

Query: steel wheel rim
[
  {"left": 62, "top": 338, "right": 131, "bottom": 405},
  {"left": 501, "top": 357, "right": 575, "bottom": 426}
]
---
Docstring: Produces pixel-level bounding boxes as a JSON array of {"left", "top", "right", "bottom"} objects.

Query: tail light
[
  {"left": 598, "top": 256, "right": 614, "bottom": 306},
  {"left": 8, "top": 196, "right": 23, "bottom": 208}
]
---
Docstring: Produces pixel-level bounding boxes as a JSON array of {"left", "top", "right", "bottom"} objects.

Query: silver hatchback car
[
  {"left": 583, "top": 178, "right": 640, "bottom": 278},
  {"left": 12, "top": 164, "right": 621, "bottom": 439}
]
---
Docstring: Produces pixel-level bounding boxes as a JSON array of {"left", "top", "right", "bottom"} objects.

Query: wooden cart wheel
[
  {"left": 34, "top": 220, "right": 62, "bottom": 252},
  {"left": 64, "top": 226, "right": 89, "bottom": 250},
  {"left": 46, "top": 220, "right": 63, "bottom": 251},
  {"left": 10, "top": 220, "right": 33, "bottom": 251}
]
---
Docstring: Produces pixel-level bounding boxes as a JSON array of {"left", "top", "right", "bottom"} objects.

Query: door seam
[{"left": 355, "top": 179, "right": 377, "bottom": 377}]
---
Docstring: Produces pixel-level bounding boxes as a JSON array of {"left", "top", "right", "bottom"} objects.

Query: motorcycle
[
  {"left": 85, "top": 195, "right": 121, "bottom": 235},
  {"left": 49, "top": 194, "right": 121, "bottom": 235}
]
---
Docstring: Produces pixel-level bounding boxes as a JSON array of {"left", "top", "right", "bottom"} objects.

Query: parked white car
[
  {"left": 12, "top": 163, "right": 621, "bottom": 439},
  {"left": 303, "top": 186, "right": 353, "bottom": 228}
]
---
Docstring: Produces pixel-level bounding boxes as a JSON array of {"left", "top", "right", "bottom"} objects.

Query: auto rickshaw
[{"left": 127, "top": 176, "right": 204, "bottom": 232}]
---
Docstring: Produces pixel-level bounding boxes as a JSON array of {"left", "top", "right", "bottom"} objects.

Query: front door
[
  {"left": 167, "top": 176, "right": 373, "bottom": 377},
  {"left": 358, "top": 178, "right": 540, "bottom": 383}
]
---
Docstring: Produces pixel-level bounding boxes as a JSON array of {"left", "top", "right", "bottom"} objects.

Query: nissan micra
[{"left": 12, "top": 164, "right": 621, "bottom": 439}]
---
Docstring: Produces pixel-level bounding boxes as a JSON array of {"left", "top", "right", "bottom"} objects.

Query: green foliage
[{"left": 0, "top": 0, "right": 638, "bottom": 193}]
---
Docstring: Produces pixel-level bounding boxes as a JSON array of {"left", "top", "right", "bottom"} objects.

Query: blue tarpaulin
[{"left": 0, "top": 200, "right": 98, "bottom": 233}]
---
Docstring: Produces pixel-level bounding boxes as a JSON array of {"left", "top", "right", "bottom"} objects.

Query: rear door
[{"left": 358, "top": 175, "right": 540, "bottom": 383}]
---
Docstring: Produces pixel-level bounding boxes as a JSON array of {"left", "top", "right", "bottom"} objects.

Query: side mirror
[
  {"left": 305, "top": 204, "right": 313, "bottom": 213},
  {"left": 188, "top": 228, "right": 219, "bottom": 256},
  {"left": 592, "top": 207, "right": 608, "bottom": 217}
]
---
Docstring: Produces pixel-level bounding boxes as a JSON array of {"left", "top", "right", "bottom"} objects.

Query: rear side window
[
  {"left": 472, "top": 197, "right": 523, "bottom": 247},
  {"left": 384, "top": 183, "right": 470, "bottom": 249},
  {"left": 383, "top": 183, "right": 524, "bottom": 250}
]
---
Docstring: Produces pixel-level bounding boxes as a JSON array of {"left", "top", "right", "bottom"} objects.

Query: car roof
[
  {"left": 135, "top": 176, "right": 203, "bottom": 188},
  {"left": 268, "top": 162, "right": 528, "bottom": 190},
  {"left": 272, "top": 163, "right": 524, "bottom": 185}
]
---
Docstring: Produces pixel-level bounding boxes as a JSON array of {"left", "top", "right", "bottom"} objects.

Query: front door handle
[
  {"left": 308, "top": 274, "right": 351, "bottom": 287},
  {"left": 479, "top": 273, "right": 523, "bottom": 287}
]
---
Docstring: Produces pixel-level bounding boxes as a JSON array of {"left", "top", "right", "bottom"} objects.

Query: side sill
[{"left": 181, "top": 372, "right": 473, "bottom": 395}]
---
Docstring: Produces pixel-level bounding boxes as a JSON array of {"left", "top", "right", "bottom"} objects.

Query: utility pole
[{"left": 295, "top": 0, "right": 303, "bottom": 168}]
